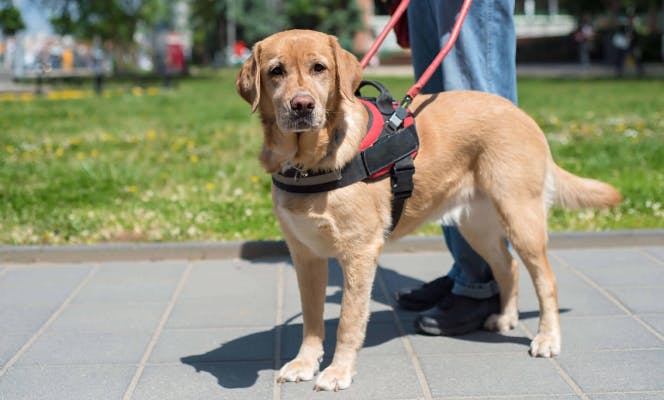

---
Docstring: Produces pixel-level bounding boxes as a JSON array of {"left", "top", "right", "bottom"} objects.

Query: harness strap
[
  {"left": 389, "top": 156, "right": 415, "bottom": 232},
  {"left": 271, "top": 124, "right": 418, "bottom": 193}
]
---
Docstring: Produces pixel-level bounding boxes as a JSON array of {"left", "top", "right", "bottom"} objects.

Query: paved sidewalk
[{"left": 1, "top": 240, "right": 663, "bottom": 399}]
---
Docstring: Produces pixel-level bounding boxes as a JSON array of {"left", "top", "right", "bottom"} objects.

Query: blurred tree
[
  {"left": 190, "top": 0, "right": 225, "bottom": 65},
  {"left": 42, "top": 0, "right": 161, "bottom": 43},
  {"left": 0, "top": 0, "right": 26, "bottom": 36},
  {"left": 190, "top": 0, "right": 285, "bottom": 65},
  {"left": 284, "top": 0, "right": 362, "bottom": 49},
  {"left": 40, "top": 0, "right": 165, "bottom": 71},
  {"left": 190, "top": 0, "right": 362, "bottom": 65}
]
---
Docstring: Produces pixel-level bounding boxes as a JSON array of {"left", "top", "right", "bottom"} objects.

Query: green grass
[{"left": 1, "top": 71, "right": 662, "bottom": 245}]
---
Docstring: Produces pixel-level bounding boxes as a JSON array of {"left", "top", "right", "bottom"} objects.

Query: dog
[{"left": 236, "top": 29, "right": 622, "bottom": 391}]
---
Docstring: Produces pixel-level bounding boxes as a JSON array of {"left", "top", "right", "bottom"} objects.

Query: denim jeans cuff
[{"left": 448, "top": 270, "right": 499, "bottom": 299}]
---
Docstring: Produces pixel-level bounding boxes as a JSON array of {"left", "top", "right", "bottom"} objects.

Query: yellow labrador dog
[{"left": 236, "top": 29, "right": 621, "bottom": 391}]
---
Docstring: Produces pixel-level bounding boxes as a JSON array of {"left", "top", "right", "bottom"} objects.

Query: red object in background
[
  {"left": 234, "top": 41, "right": 248, "bottom": 57},
  {"left": 167, "top": 43, "right": 184, "bottom": 71},
  {"left": 389, "top": 0, "right": 410, "bottom": 49}
]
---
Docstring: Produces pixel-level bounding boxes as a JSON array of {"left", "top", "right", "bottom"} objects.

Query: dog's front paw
[
  {"left": 529, "top": 333, "right": 561, "bottom": 358},
  {"left": 484, "top": 312, "right": 518, "bottom": 333},
  {"left": 277, "top": 358, "right": 320, "bottom": 383},
  {"left": 313, "top": 365, "right": 353, "bottom": 391}
]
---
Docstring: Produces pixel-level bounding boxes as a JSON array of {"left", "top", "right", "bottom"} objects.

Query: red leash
[
  {"left": 359, "top": 0, "right": 474, "bottom": 108},
  {"left": 359, "top": 0, "right": 410, "bottom": 69}
]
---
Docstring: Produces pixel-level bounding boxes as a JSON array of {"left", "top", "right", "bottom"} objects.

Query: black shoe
[
  {"left": 395, "top": 276, "right": 454, "bottom": 311},
  {"left": 414, "top": 293, "right": 500, "bottom": 336}
]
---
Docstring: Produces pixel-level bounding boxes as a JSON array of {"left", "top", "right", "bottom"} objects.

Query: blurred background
[
  {"left": 0, "top": 1, "right": 662, "bottom": 246},
  {"left": 0, "top": 0, "right": 662, "bottom": 78}
]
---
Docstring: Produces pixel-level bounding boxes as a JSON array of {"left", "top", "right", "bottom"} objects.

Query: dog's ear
[
  {"left": 329, "top": 36, "right": 362, "bottom": 101},
  {"left": 236, "top": 43, "right": 262, "bottom": 112}
]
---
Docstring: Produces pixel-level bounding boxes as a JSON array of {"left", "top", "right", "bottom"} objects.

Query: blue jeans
[{"left": 407, "top": 0, "right": 517, "bottom": 299}]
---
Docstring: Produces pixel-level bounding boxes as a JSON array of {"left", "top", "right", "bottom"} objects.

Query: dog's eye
[
  {"left": 312, "top": 63, "right": 326, "bottom": 73},
  {"left": 269, "top": 66, "right": 284, "bottom": 76}
]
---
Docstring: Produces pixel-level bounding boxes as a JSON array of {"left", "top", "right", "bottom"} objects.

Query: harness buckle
[{"left": 391, "top": 156, "right": 415, "bottom": 199}]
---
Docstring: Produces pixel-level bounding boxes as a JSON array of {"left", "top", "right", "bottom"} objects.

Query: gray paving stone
[
  {"left": 420, "top": 352, "right": 574, "bottom": 398},
  {"left": 180, "top": 259, "right": 278, "bottom": 300},
  {"left": 281, "top": 259, "right": 395, "bottom": 325},
  {"left": 378, "top": 252, "right": 454, "bottom": 295},
  {"left": 73, "top": 261, "right": 185, "bottom": 303},
  {"left": 132, "top": 361, "right": 274, "bottom": 400},
  {"left": 0, "top": 333, "right": 30, "bottom": 365},
  {"left": 553, "top": 248, "right": 664, "bottom": 287},
  {"left": 558, "top": 349, "right": 664, "bottom": 392},
  {"left": 518, "top": 259, "right": 626, "bottom": 317},
  {"left": 433, "top": 396, "right": 581, "bottom": 400},
  {"left": 522, "top": 315, "right": 664, "bottom": 352},
  {"left": 279, "top": 353, "right": 424, "bottom": 399},
  {"left": 2, "top": 243, "right": 663, "bottom": 400},
  {"left": 589, "top": 393, "right": 664, "bottom": 400},
  {"left": 48, "top": 302, "right": 166, "bottom": 333},
  {"left": 641, "top": 314, "right": 664, "bottom": 337},
  {"left": 152, "top": 327, "right": 274, "bottom": 363},
  {"left": 407, "top": 325, "right": 532, "bottom": 355},
  {"left": 282, "top": 290, "right": 395, "bottom": 325},
  {"left": 519, "top": 276, "right": 625, "bottom": 317},
  {"left": 168, "top": 297, "right": 277, "bottom": 328},
  {"left": 0, "top": 265, "right": 91, "bottom": 306},
  {"left": 606, "top": 286, "right": 664, "bottom": 314},
  {"left": 16, "top": 331, "right": 152, "bottom": 365},
  {"left": 644, "top": 246, "right": 664, "bottom": 263},
  {"left": 0, "top": 364, "right": 135, "bottom": 400},
  {"left": 554, "top": 248, "right": 658, "bottom": 269},
  {"left": 281, "top": 321, "right": 406, "bottom": 360},
  {"left": 0, "top": 304, "right": 59, "bottom": 334}
]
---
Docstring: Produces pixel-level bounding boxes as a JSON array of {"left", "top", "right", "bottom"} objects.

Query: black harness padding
[{"left": 272, "top": 80, "right": 418, "bottom": 234}]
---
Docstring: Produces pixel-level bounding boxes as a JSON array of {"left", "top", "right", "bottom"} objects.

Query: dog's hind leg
[
  {"left": 501, "top": 199, "right": 561, "bottom": 358},
  {"left": 314, "top": 243, "right": 381, "bottom": 391},
  {"left": 456, "top": 202, "right": 520, "bottom": 333},
  {"left": 278, "top": 239, "right": 328, "bottom": 384}
]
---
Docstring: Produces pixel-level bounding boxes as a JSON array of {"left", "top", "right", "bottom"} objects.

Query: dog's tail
[{"left": 551, "top": 162, "right": 622, "bottom": 210}]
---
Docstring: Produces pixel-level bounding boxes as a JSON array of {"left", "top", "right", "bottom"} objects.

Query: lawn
[{"left": 1, "top": 71, "right": 662, "bottom": 245}]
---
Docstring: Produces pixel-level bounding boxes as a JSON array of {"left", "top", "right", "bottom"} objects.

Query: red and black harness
[{"left": 272, "top": 81, "right": 419, "bottom": 233}]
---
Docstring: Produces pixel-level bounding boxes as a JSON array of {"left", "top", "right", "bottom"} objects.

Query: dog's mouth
[{"left": 278, "top": 112, "right": 323, "bottom": 133}]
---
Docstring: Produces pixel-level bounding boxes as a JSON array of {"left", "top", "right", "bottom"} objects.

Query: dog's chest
[{"left": 274, "top": 199, "right": 339, "bottom": 257}]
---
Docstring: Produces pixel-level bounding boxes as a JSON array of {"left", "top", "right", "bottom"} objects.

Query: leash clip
[
  {"left": 386, "top": 95, "right": 412, "bottom": 132},
  {"left": 386, "top": 105, "right": 409, "bottom": 132}
]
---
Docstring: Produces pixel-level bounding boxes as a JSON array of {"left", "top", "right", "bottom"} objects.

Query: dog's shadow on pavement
[{"left": 180, "top": 262, "right": 568, "bottom": 389}]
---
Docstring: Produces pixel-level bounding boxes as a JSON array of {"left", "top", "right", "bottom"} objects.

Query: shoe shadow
[{"left": 179, "top": 261, "right": 569, "bottom": 389}]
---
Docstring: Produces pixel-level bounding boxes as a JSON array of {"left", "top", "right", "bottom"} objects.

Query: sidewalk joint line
[
  {"left": 0, "top": 264, "right": 99, "bottom": 377},
  {"left": 640, "top": 248, "right": 664, "bottom": 266},
  {"left": 551, "top": 252, "right": 664, "bottom": 343},
  {"left": 375, "top": 267, "right": 433, "bottom": 400},
  {"left": 272, "top": 262, "right": 284, "bottom": 400},
  {"left": 122, "top": 262, "right": 194, "bottom": 400},
  {"left": 517, "top": 323, "right": 589, "bottom": 400}
]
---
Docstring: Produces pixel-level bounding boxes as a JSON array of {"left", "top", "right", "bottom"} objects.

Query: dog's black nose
[{"left": 290, "top": 95, "right": 315, "bottom": 115}]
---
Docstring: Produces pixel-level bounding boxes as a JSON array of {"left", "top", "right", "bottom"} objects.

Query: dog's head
[{"left": 236, "top": 30, "right": 362, "bottom": 134}]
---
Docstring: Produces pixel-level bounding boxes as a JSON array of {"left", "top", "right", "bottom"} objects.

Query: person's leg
[
  {"left": 401, "top": 0, "right": 517, "bottom": 334},
  {"left": 439, "top": 0, "right": 516, "bottom": 300},
  {"left": 435, "top": 0, "right": 518, "bottom": 292},
  {"left": 435, "top": 0, "right": 517, "bottom": 101}
]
